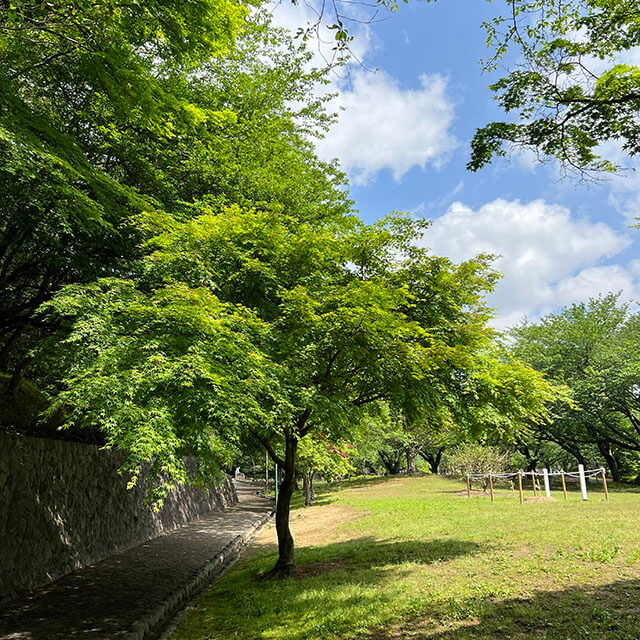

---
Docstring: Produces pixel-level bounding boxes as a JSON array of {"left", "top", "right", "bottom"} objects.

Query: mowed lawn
[{"left": 172, "top": 475, "right": 640, "bottom": 639}]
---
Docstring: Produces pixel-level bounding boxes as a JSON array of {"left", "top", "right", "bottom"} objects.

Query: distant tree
[
  {"left": 297, "top": 434, "right": 355, "bottom": 506},
  {"left": 510, "top": 294, "right": 640, "bottom": 481},
  {"left": 441, "top": 442, "right": 512, "bottom": 490}
]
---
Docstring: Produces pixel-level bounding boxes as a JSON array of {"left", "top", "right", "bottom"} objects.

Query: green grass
[{"left": 172, "top": 475, "right": 640, "bottom": 639}]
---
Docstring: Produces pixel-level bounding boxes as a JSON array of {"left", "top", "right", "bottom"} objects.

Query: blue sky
[{"left": 271, "top": 0, "right": 640, "bottom": 328}]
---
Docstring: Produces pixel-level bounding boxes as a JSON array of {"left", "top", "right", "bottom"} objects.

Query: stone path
[{"left": 0, "top": 481, "right": 272, "bottom": 640}]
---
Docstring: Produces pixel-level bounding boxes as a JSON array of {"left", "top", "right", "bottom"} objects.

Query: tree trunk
[
  {"left": 0, "top": 325, "right": 25, "bottom": 371},
  {"left": 406, "top": 447, "right": 418, "bottom": 474},
  {"left": 419, "top": 447, "right": 444, "bottom": 474},
  {"left": 379, "top": 450, "right": 402, "bottom": 474},
  {"left": 266, "top": 433, "right": 297, "bottom": 578},
  {"left": 573, "top": 449, "right": 587, "bottom": 468},
  {"left": 8, "top": 357, "right": 31, "bottom": 396},
  {"left": 310, "top": 471, "right": 315, "bottom": 501},
  {"left": 303, "top": 472, "right": 313, "bottom": 506},
  {"left": 597, "top": 441, "right": 622, "bottom": 482}
]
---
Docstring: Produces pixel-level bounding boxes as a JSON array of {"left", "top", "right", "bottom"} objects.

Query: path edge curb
[{"left": 124, "top": 507, "right": 274, "bottom": 640}]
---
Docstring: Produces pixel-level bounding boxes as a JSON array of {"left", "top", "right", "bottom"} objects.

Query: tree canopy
[
  {"left": 469, "top": 0, "right": 640, "bottom": 177},
  {"left": 509, "top": 294, "right": 640, "bottom": 481}
]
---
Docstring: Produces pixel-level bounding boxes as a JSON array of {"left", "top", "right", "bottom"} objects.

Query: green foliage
[
  {"left": 510, "top": 293, "right": 640, "bottom": 479},
  {"left": 297, "top": 434, "right": 355, "bottom": 480},
  {"left": 40, "top": 274, "right": 276, "bottom": 498},
  {"left": 470, "top": 0, "right": 640, "bottom": 175},
  {"left": 0, "top": 5, "right": 349, "bottom": 375},
  {"left": 441, "top": 442, "right": 512, "bottom": 476},
  {"left": 40, "top": 205, "right": 506, "bottom": 500}
]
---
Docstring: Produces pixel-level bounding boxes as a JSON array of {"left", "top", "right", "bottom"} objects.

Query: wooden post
[
  {"left": 489, "top": 473, "right": 494, "bottom": 503},
  {"left": 532, "top": 471, "right": 537, "bottom": 497},
  {"left": 578, "top": 464, "right": 588, "bottom": 501},
  {"left": 543, "top": 468, "right": 551, "bottom": 498},
  {"left": 466, "top": 474, "right": 471, "bottom": 498},
  {"left": 601, "top": 467, "right": 609, "bottom": 501},
  {"left": 561, "top": 471, "right": 567, "bottom": 500},
  {"left": 518, "top": 472, "right": 523, "bottom": 504}
]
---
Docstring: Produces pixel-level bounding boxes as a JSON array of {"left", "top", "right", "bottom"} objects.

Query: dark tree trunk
[
  {"left": 310, "top": 471, "right": 315, "bottom": 501},
  {"left": 419, "top": 447, "right": 444, "bottom": 474},
  {"left": 597, "top": 441, "right": 622, "bottom": 482},
  {"left": 265, "top": 433, "right": 298, "bottom": 578},
  {"left": 516, "top": 443, "right": 538, "bottom": 473},
  {"left": 0, "top": 325, "right": 25, "bottom": 371},
  {"left": 379, "top": 450, "right": 402, "bottom": 474},
  {"left": 8, "top": 357, "right": 31, "bottom": 396},
  {"left": 573, "top": 449, "right": 587, "bottom": 468}
]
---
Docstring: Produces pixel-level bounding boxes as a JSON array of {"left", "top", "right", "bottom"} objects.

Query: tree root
[{"left": 255, "top": 564, "right": 294, "bottom": 581}]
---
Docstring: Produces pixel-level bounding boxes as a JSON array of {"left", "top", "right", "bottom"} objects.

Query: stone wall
[{"left": 0, "top": 431, "right": 237, "bottom": 601}]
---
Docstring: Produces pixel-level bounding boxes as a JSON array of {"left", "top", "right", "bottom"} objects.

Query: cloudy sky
[{"left": 270, "top": 0, "right": 640, "bottom": 329}]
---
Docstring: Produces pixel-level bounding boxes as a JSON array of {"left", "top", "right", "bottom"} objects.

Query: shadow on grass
[
  {"left": 293, "top": 537, "right": 486, "bottom": 572},
  {"left": 293, "top": 476, "right": 401, "bottom": 508},
  {"left": 179, "top": 538, "right": 488, "bottom": 640},
  {"left": 364, "top": 578, "right": 640, "bottom": 639}
]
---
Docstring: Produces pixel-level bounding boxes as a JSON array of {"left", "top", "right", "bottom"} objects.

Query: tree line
[{"left": 1, "top": 0, "right": 638, "bottom": 576}]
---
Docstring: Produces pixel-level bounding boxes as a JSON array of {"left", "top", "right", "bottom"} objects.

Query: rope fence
[{"left": 462, "top": 464, "right": 609, "bottom": 504}]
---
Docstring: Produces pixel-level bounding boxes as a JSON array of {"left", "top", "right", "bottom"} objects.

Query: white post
[
  {"left": 543, "top": 468, "right": 551, "bottom": 497},
  {"left": 578, "top": 464, "right": 588, "bottom": 501}
]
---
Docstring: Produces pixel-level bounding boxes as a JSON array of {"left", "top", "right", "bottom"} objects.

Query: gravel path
[{"left": 0, "top": 481, "right": 272, "bottom": 640}]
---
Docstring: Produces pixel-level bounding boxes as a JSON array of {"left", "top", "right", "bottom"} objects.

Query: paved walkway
[{"left": 0, "top": 481, "right": 272, "bottom": 640}]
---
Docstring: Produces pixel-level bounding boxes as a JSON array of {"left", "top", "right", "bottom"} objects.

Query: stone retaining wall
[{"left": 0, "top": 431, "right": 237, "bottom": 601}]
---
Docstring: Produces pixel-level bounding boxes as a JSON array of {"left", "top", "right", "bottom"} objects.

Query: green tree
[
  {"left": 510, "top": 293, "right": 640, "bottom": 481},
  {"left": 441, "top": 442, "right": 512, "bottom": 491},
  {"left": 42, "top": 206, "right": 512, "bottom": 575},
  {"left": 469, "top": 0, "right": 640, "bottom": 176},
  {"left": 0, "top": 7, "right": 348, "bottom": 381},
  {"left": 297, "top": 434, "right": 355, "bottom": 506},
  {"left": 0, "top": 0, "right": 250, "bottom": 373}
]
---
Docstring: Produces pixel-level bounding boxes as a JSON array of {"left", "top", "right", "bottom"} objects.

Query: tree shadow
[
  {"left": 293, "top": 537, "right": 485, "bottom": 573},
  {"left": 297, "top": 475, "right": 400, "bottom": 507},
  {"left": 362, "top": 578, "right": 640, "bottom": 639},
  {"left": 196, "top": 537, "right": 489, "bottom": 640}
]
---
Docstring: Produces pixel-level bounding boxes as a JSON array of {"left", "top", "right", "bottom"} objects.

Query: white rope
[{"left": 463, "top": 467, "right": 605, "bottom": 480}]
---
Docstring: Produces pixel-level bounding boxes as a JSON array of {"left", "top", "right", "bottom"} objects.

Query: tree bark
[
  {"left": 303, "top": 472, "right": 313, "bottom": 506},
  {"left": 597, "top": 441, "right": 622, "bottom": 482},
  {"left": 405, "top": 447, "right": 418, "bottom": 474},
  {"left": 265, "top": 432, "right": 298, "bottom": 577},
  {"left": 0, "top": 325, "right": 25, "bottom": 371},
  {"left": 8, "top": 356, "right": 31, "bottom": 396},
  {"left": 379, "top": 450, "right": 402, "bottom": 474},
  {"left": 419, "top": 447, "right": 444, "bottom": 474}
]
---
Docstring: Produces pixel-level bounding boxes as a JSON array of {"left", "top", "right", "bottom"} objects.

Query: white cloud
[
  {"left": 316, "top": 71, "right": 458, "bottom": 185},
  {"left": 555, "top": 265, "right": 640, "bottom": 306},
  {"left": 420, "top": 198, "right": 636, "bottom": 328},
  {"left": 267, "top": 1, "right": 458, "bottom": 185}
]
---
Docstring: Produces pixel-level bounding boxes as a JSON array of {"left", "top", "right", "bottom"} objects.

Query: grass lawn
[{"left": 171, "top": 475, "right": 640, "bottom": 639}]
